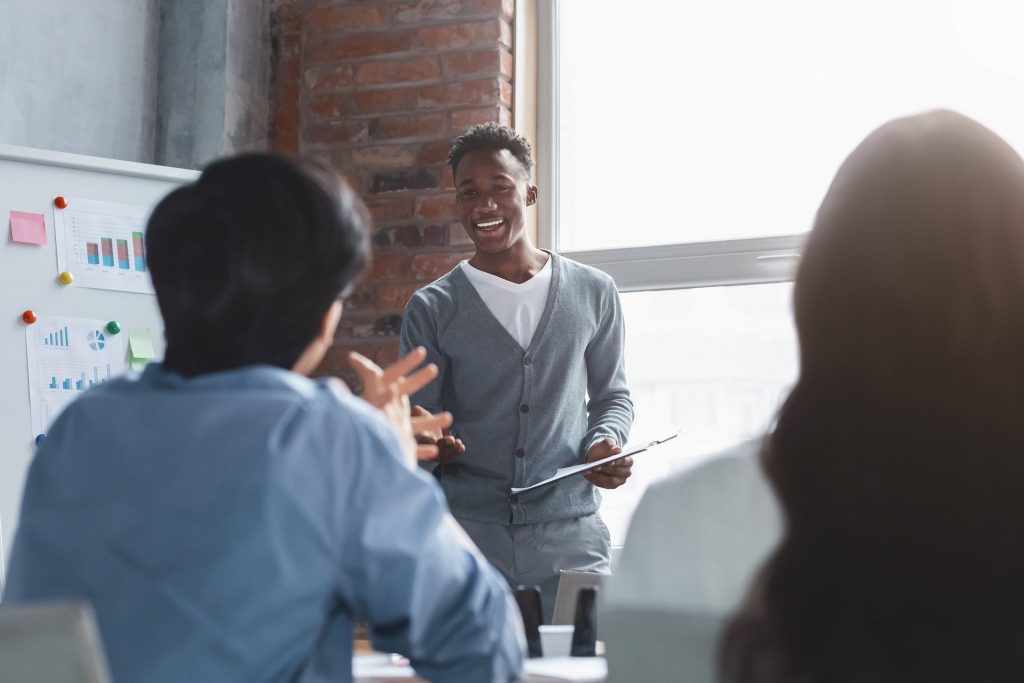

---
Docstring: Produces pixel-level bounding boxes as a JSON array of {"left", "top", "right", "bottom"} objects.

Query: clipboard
[{"left": 510, "top": 429, "right": 681, "bottom": 496}]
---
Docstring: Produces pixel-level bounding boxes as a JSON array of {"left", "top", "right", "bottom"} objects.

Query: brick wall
[{"left": 269, "top": 0, "right": 514, "bottom": 384}]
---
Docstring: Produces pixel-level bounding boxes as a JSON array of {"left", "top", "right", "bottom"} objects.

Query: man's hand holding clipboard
[{"left": 510, "top": 430, "right": 681, "bottom": 496}]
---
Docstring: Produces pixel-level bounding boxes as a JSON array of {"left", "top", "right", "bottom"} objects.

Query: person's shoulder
[
  {"left": 406, "top": 266, "right": 466, "bottom": 311},
  {"left": 648, "top": 438, "right": 769, "bottom": 506},
  {"left": 553, "top": 252, "right": 616, "bottom": 290}
]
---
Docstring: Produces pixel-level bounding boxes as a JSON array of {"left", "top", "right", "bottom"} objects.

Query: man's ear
[{"left": 526, "top": 185, "right": 539, "bottom": 206}]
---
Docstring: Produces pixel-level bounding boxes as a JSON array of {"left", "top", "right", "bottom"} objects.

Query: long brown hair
[{"left": 722, "top": 111, "right": 1024, "bottom": 681}]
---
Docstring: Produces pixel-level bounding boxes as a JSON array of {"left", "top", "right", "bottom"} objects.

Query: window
[{"left": 534, "top": 0, "right": 1024, "bottom": 543}]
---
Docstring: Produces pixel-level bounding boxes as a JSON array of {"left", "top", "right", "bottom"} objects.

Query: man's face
[{"left": 454, "top": 148, "right": 538, "bottom": 256}]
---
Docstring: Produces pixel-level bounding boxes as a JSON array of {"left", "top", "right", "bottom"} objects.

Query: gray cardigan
[{"left": 400, "top": 252, "right": 634, "bottom": 525}]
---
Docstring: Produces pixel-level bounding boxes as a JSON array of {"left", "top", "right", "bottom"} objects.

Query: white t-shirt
[{"left": 460, "top": 256, "right": 553, "bottom": 351}]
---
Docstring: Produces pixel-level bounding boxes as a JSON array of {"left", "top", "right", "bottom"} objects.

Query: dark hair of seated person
[
  {"left": 146, "top": 153, "right": 369, "bottom": 378},
  {"left": 721, "top": 111, "right": 1024, "bottom": 681}
]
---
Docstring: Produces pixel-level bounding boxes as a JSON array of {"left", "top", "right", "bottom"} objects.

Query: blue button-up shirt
[{"left": 4, "top": 363, "right": 524, "bottom": 682}]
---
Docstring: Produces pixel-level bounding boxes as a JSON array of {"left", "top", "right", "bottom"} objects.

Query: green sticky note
[
  {"left": 130, "top": 358, "right": 149, "bottom": 372},
  {"left": 128, "top": 328, "right": 155, "bottom": 360}
]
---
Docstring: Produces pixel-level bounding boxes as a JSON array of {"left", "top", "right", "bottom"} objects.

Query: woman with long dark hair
[{"left": 722, "top": 110, "right": 1024, "bottom": 681}]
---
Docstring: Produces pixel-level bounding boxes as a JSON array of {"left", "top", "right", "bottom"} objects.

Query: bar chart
[
  {"left": 54, "top": 197, "right": 154, "bottom": 294},
  {"left": 26, "top": 315, "right": 128, "bottom": 435}
]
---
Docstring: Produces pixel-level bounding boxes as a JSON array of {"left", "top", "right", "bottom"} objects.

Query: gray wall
[
  {"left": 0, "top": 0, "right": 161, "bottom": 163},
  {"left": 0, "top": 0, "right": 269, "bottom": 169},
  {"left": 156, "top": 0, "right": 270, "bottom": 169}
]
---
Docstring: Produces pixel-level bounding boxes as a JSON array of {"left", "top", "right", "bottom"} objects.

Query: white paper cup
[{"left": 538, "top": 624, "right": 575, "bottom": 658}]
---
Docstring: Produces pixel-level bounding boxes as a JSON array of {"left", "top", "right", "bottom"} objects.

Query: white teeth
[{"left": 476, "top": 219, "right": 503, "bottom": 228}]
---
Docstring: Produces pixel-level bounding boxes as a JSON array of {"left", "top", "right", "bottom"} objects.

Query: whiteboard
[{"left": 0, "top": 144, "right": 198, "bottom": 578}]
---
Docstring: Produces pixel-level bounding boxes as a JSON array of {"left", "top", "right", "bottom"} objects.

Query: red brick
[
  {"left": 304, "top": 64, "right": 354, "bottom": 92},
  {"left": 499, "top": 79, "right": 512, "bottom": 107},
  {"left": 450, "top": 106, "right": 501, "bottom": 130},
  {"left": 368, "top": 252, "right": 412, "bottom": 280},
  {"left": 412, "top": 252, "right": 472, "bottom": 281},
  {"left": 356, "top": 57, "right": 441, "bottom": 85},
  {"left": 346, "top": 144, "right": 420, "bottom": 170},
  {"left": 309, "top": 94, "right": 346, "bottom": 119},
  {"left": 372, "top": 169, "right": 439, "bottom": 193},
  {"left": 442, "top": 49, "right": 510, "bottom": 78},
  {"left": 418, "top": 79, "right": 500, "bottom": 108},
  {"left": 415, "top": 193, "right": 458, "bottom": 221},
  {"left": 441, "top": 168, "right": 457, "bottom": 189},
  {"left": 449, "top": 222, "right": 474, "bottom": 245},
  {"left": 277, "top": 58, "right": 300, "bottom": 86},
  {"left": 375, "top": 282, "right": 423, "bottom": 309},
  {"left": 304, "top": 121, "right": 369, "bottom": 146},
  {"left": 499, "top": 18, "right": 512, "bottom": 48},
  {"left": 276, "top": 33, "right": 301, "bottom": 60},
  {"left": 340, "top": 30, "right": 417, "bottom": 60},
  {"left": 394, "top": 0, "right": 506, "bottom": 24},
  {"left": 308, "top": 5, "right": 387, "bottom": 34},
  {"left": 498, "top": 105, "right": 512, "bottom": 126},
  {"left": 271, "top": 129, "right": 299, "bottom": 154},
  {"left": 352, "top": 87, "right": 418, "bottom": 115},
  {"left": 275, "top": 105, "right": 300, "bottom": 131},
  {"left": 418, "top": 20, "right": 502, "bottom": 51},
  {"left": 365, "top": 197, "right": 414, "bottom": 224},
  {"left": 272, "top": 2, "right": 302, "bottom": 34},
  {"left": 345, "top": 285, "right": 375, "bottom": 311},
  {"left": 420, "top": 140, "right": 454, "bottom": 165},
  {"left": 374, "top": 224, "right": 448, "bottom": 248},
  {"left": 371, "top": 113, "right": 447, "bottom": 140},
  {"left": 279, "top": 83, "right": 299, "bottom": 106},
  {"left": 472, "top": 0, "right": 513, "bottom": 16}
]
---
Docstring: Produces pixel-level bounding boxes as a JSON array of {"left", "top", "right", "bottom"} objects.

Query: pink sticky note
[{"left": 10, "top": 211, "right": 47, "bottom": 245}]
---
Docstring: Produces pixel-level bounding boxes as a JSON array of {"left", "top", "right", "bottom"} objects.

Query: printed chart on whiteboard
[
  {"left": 53, "top": 197, "right": 154, "bottom": 294},
  {"left": 25, "top": 315, "right": 128, "bottom": 437}
]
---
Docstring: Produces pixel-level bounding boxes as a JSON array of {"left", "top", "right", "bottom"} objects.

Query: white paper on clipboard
[{"left": 510, "top": 429, "right": 681, "bottom": 496}]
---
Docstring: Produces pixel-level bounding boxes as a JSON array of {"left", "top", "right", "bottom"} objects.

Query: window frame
[{"left": 532, "top": 0, "right": 804, "bottom": 292}]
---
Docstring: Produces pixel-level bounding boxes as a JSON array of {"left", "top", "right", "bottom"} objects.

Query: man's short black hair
[
  {"left": 146, "top": 153, "right": 369, "bottom": 377},
  {"left": 448, "top": 123, "right": 534, "bottom": 179}
]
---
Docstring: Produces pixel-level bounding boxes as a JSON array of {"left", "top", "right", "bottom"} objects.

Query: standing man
[{"left": 400, "top": 123, "right": 634, "bottom": 619}]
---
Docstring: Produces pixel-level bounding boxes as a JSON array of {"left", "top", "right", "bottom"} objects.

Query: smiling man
[{"left": 400, "top": 123, "right": 635, "bottom": 620}]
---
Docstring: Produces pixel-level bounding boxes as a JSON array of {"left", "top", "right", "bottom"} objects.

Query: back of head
[
  {"left": 146, "top": 154, "right": 369, "bottom": 377},
  {"left": 723, "top": 112, "right": 1024, "bottom": 680}
]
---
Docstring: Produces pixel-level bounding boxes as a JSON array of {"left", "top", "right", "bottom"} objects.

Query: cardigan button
[
  {"left": 520, "top": 404, "right": 529, "bottom": 414},
  {"left": 523, "top": 356, "right": 532, "bottom": 366},
  {"left": 515, "top": 448, "right": 525, "bottom": 458}
]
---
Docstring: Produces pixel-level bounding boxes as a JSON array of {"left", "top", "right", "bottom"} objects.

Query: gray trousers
[{"left": 458, "top": 513, "right": 611, "bottom": 624}]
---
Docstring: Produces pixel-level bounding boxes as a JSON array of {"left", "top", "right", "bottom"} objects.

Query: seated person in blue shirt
[{"left": 3, "top": 154, "right": 525, "bottom": 683}]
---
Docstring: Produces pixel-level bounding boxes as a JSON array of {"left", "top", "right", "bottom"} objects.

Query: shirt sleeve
[
  {"left": 335, "top": 417, "right": 525, "bottom": 682},
  {"left": 400, "top": 292, "right": 447, "bottom": 415},
  {"left": 583, "top": 277, "right": 635, "bottom": 453}
]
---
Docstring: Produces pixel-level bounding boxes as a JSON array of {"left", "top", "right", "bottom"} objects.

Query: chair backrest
[
  {"left": 552, "top": 570, "right": 605, "bottom": 626},
  {"left": 0, "top": 602, "right": 112, "bottom": 683},
  {"left": 602, "top": 607, "right": 724, "bottom": 683}
]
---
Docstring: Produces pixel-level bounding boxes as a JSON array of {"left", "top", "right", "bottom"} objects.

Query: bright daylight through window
[{"left": 542, "top": 0, "right": 1024, "bottom": 543}]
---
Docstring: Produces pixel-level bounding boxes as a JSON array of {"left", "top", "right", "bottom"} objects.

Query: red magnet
[
  {"left": 22, "top": 310, "right": 37, "bottom": 324},
  {"left": 54, "top": 196, "right": 68, "bottom": 209}
]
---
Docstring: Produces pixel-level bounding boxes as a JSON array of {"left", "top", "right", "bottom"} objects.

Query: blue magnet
[{"left": 35, "top": 433, "right": 46, "bottom": 445}]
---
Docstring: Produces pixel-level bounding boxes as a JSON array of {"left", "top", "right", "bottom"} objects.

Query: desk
[{"left": 353, "top": 654, "right": 607, "bottom": 682}]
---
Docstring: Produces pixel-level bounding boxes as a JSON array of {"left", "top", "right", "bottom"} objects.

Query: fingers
[
  {"left": 416, "top": 444, "right": 440, "bottom": 460},
  {"left": 411, "top": 411, "right": 452, "bottom": 434},
  {"left": 382, "top": 347, "right": 427, "bottom": 384},
  {"left": 347, "top": 350, "right": 383, "bottom": 380},
  {"left": 399, "top": 364, "right": 438, "bottom": 396}
]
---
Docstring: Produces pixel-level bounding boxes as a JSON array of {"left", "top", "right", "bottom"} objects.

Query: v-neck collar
[{"left": 452, "top": 250, "right": 561, "bottom": 355}]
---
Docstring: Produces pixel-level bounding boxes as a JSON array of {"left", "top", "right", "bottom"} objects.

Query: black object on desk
[
  {"left": 514, "top": 585, "right": 544, "bottom": 658},
  {"left": 571, "top": 586, "right": 598, "bottom": 657}
]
